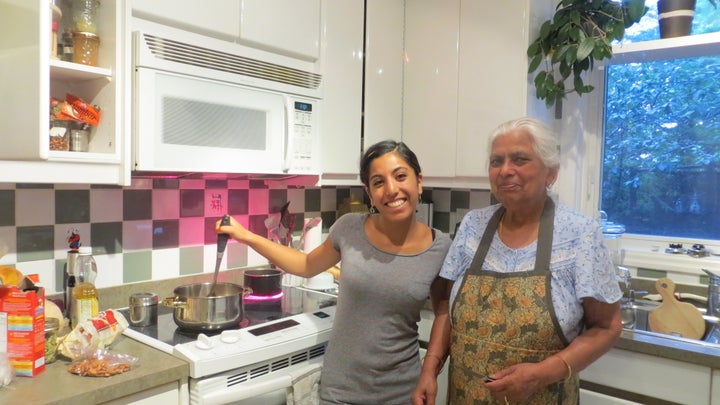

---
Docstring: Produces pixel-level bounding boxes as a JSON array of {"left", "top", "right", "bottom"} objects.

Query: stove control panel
[{"left": 175, "top": 305, "right": 336, "bottom": 378}]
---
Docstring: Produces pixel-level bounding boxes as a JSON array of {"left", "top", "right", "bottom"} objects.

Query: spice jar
[
  {"left": 72, "top": 31, "right": 100, "bottom": 66},
  {"left": 44, "top": 318, "right": 60, "bottom": 364}
]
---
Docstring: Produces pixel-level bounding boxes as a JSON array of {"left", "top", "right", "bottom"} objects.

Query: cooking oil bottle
[{"left": 71, "top": 246, "right": 99, "bottom": 326}]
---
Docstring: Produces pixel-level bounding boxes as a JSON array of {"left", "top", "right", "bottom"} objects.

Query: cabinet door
[
  {"left": 402, "top": 0, "right": 460, "bottom": 178},
  {"left": 1, "top": 0, "right": 45, "bottom": 159},
  {"left": 456, "top": 1, "right": 531, "bottom": 178},
  {"left": 363, "top": 0, "right": 404, "bottom": 150},
  {"left": 0, "top": 0, "right": 129, "bottom": 185},
  {"left": 240, "top": 0, "right": 320, "bottom": 61},
  {"left": 319, "top": 0, "right": 364, "bottom": 180},
  {"left": 131, "top": 0, "right": 241, "bottom": 40}
]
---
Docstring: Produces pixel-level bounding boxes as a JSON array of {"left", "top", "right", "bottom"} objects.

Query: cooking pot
[
  {"left": 162, "top": 282, "right": 252, "bottom": 332},
  {"left": 243, "top": 268, "right": 283, "bottom": 296}
]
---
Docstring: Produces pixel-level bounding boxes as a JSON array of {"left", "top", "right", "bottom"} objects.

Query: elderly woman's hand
[{"left": 483, "top": 362, "right": 554, "bottom": 403}]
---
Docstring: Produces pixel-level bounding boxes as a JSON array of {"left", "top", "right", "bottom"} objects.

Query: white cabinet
[
  {"left": 131, "top": 0, "right": 320, "bottom": 62},
  {"left": 131, "top": 0, "right": 241, "bottom": 40},
  {"left": 318, "top": 0, "right": 364, "bottom": 182},
  {"left": 101, "top": 381, "right": 187, "bottom": 405},
  {"left": 581, "top": 348, "right": 712, "bottom": 404},
  {"left": 363, "top": 0, "right": 405, "bottom": 153},
  {"left": 402, "top": 0, "right": 552, "bottom": 187},
  {"left": 0, "top": 0, "right": 130, "bottom": 185}
]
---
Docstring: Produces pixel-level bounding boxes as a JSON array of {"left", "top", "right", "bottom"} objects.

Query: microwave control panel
[{"left": 288, "top": 100, "right": 319, "bottom": 173}]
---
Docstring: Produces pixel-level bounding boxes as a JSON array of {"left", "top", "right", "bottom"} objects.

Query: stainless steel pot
[
  {"left": 162, "top": 282, "right": 252, "bottom": 332},
  {"left": 243, "top": 268, "right": 283, "bottom": 296}
]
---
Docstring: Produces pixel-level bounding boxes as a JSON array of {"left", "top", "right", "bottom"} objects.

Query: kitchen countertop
[
  {"left": 616, "top": 327, "right": 720, "bottom": 369},
  {"left": 0, "top": 334, "right": 189, "bottom": 405}
]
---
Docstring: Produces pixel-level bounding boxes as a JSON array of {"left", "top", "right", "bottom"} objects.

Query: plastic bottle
[{"left": 71, "top": 246, "right": 99, "bottom": 327}]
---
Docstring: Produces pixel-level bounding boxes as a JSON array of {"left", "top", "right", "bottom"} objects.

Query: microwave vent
[{"left": 142, "top": 33, "right": 321, "bottom": 90}]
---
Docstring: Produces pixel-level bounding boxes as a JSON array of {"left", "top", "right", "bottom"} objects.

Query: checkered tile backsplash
[{"left": 0, "top": 179, "right": 491, "bottom": 294}]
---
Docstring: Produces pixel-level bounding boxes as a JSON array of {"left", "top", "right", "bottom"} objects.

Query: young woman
[{"left": 218, "top": 140, "right": 452, "bottom": 404}]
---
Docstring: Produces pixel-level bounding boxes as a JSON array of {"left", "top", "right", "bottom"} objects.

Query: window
[{"left": 600, "top": 1, "right": 720, "bottom": 241}]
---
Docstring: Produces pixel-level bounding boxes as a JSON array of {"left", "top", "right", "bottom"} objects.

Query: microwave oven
[{"left": 132, "top": 19, "right": 322, "bottom": 175}]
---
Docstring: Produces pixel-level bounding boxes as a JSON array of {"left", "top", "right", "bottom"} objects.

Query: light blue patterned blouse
[{"left": 441, "top": 200, "right": 623, "bottom": 341}]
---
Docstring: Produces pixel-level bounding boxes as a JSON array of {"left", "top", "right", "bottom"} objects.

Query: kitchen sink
[{"left": 623, "top": 299, "right": 720, "bottom": 347}]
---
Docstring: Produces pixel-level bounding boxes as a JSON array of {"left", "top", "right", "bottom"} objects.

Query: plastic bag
[
  {"left": 67, "top": 349, "right": 138, "bottom": 377},
  {"left": 59, "top": 309, "right": 129, "bottom": 360},
  {"left": 0, "top": 352, "right": 15, "bottom": 388}
]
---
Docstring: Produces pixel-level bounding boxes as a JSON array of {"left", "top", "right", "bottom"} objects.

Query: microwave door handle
[{"left": 282, "top": 98, "right": 292, "bottom": 173}]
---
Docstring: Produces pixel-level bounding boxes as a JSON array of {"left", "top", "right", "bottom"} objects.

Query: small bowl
[{"left": 304, "top": 272, "right": 335, "bottom": 290}]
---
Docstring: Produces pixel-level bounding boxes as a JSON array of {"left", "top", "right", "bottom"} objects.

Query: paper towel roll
[{"left": 302, "top": 218, "right": 322, "bottom": 253}]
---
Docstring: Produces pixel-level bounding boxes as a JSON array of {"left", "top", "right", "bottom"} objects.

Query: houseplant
[{"left": 527, "top": 0, "right": 648, "bottom": 111}]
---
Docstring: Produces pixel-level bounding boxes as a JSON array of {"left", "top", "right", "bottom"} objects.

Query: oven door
[{"left": 191, "top": 357, "right": 323, "bottom": 405}]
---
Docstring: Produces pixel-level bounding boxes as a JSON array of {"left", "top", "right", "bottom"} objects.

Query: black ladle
[{"left": 208, "top": 214, "right": 231, "bottom": 297}]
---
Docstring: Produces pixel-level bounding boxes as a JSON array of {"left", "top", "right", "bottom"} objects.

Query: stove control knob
[
  {"left": 195, "top": 333, "right": 214, "bottom": 350},
  {"left": 220, "top": 330, "right": 241, "bottom": 344}
]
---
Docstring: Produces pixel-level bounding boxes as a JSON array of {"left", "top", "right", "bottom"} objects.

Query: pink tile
[
  {"left": 204, "top": 189, "right": 228, "bottom": 217},
  {"left": 152, "top": 189, "right": 180, "bottom": 220},
  {"left": 91, "top": 189, "right": 123, "bottom": 222},
  {"left": 122, "top": 220, "right": 153, "bottom": 251},
  {"left": 248, "top": 189, "right": 270, "bottom": 215},
  {"left": 179, "top": 217, "right": 205, "bottom": 246}
]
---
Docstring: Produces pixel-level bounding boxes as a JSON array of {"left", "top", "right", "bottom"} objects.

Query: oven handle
[{"left": 203, "top": 374, "right": 292, "bottom": 405}]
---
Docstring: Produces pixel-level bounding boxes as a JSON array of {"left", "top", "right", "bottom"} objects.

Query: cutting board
[{"left": 648, "top": 278, "right": 705, "bottom": 339}]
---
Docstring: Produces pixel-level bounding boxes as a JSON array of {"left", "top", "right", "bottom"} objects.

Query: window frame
[{"left": 578, "top": 31, "right": 720, "bottom": 278}]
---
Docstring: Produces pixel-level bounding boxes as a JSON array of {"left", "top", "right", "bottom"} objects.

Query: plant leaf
[{"left": 577, "top": 37, "right": 595, "bottom": 61}]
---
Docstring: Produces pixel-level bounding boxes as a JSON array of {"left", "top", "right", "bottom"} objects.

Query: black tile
[
  {"left": 0, "top": 190, "right": 15, "bottom": 226},
  {"left": 55, "top": 190, "right": 90, "bottom": 224},
  {"left": 320, "top": 211, "right": 336, "bottom": 233},
  {"left": 269, "top": 189, "right": 289, "bottom": 213},
  {"left": 90, "top": 222, "right": 123, "bottom": 255},
  {"left": 123, "top": 189, "right": 152, "bottom": 220},
  {"left": 421, "top": 190, "right": 433, "bottom": 204},
  {"left": 180, "top": 189, "right": 204, "bottom": 217},
  {"left": 17, "top": 225, "right": 54, "bottom": 262},
  {"left": 228, "top": 189, "right": 249, "bottom": 215},
  {"left": 205, "top": 179, "right": 228, "bottom": 189},
  {"left": 91, "top": 184, "right": 122, "bottom": 189},
  {"left": 249, "top": 214, "right": 269, "bottom": 236},
  {"left": 249, "top": 179, "right": 268, "bottom": 189},
  {"left": 152, "top": 219, "right": 179, "bottom": 249},
  {"left": 336, "top": 188, "right": 351, "bottom": 208},
  {"left": 450, "top": 190, "right": 470, "bottom": 211},
  {"left": 153, "top": 179, "right": 179, "bottom": 189},
  {"left": 16, "top": 183, "right": 53, "bottom": 189},
  {"left": 304, "top": 188, "right": 321, "bottom": 212},
  {"left": 433, "top": 212, "right": 451, "bottom": 234},
  {"left": 204, "top": 216, "right": 228, "bottom": 245}
]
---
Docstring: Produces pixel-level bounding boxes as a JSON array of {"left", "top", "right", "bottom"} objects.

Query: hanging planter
[
  {"left": 658, "top": 0, "right": 696, "bottom": 38},
  {"left": 658, "top": 0, "right": 718, "bottom": 38}
]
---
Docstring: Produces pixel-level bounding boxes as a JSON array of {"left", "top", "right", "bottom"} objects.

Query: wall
[{"left": 0, "top": 177, "right": 491, "bottom": 295}]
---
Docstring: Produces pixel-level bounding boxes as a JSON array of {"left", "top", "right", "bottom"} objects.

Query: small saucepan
[
  {"left": 162, "top": 282, "right": 252, "bottom": 332},
  {"left": 243, "top": 268, "right": 283, "bottom": 297}
]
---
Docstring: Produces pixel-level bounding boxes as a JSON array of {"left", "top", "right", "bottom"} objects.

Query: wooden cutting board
[{"left": 648, "top": 278, "right": 705, "bottom": 339}]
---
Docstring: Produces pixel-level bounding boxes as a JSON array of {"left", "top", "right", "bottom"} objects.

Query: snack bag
[
  {"left": 67, "top": 349, "right": 138, "bottom": 377},
  {"left": 58, "top": 309, "right": 128, "bottom": 360}
]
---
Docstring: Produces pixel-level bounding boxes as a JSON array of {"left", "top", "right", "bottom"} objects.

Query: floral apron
[{"left": 449, "top": 199, "right": 579, "bottom": 404}]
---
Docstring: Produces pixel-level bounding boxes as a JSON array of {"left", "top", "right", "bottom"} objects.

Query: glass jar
[
  {"left": 44, "top": 318, "right": 60, "bottom": 364},
  {"left": 49, "top": 120, "right": 71, "bottom": 151},
  {"left": 70, "top": 0, "right": 100, "bottom": 34},
  {"left": 72, "top": 31, "right": 100, "bottom": 66}
]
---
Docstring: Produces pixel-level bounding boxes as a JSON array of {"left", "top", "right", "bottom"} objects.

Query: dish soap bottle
[{"left": 71, "top": 246, "right": 99, "bottom": 326}]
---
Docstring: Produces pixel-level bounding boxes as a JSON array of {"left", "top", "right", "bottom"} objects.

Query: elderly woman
[{"left": 412, "top": 117, "right": 622, "bottom": 404}]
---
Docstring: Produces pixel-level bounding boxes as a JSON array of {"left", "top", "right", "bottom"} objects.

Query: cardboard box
[{"left": 0, "top": 277, "right": 45, "bottom": 377}]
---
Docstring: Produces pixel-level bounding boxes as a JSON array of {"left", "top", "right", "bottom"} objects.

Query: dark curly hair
[{"left": 359, "top": 140, "right": 422, "bottom": 187}]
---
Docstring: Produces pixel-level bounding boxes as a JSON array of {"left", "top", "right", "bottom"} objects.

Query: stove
[{"left": 120, "top": 285, "right": 337, "bottom": 404}]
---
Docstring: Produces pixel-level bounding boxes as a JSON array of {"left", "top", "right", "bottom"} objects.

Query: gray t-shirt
[{"left": 319, "top": 213, "right": 451, "bottom": 405}]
